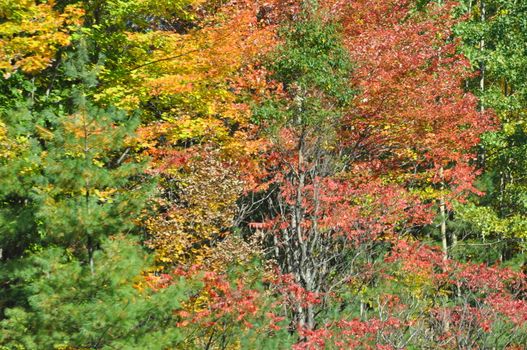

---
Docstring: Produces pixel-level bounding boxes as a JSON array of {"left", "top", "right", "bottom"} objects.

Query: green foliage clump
[{"left": 0, "top": 237, "right": 191, "bottom": 350}]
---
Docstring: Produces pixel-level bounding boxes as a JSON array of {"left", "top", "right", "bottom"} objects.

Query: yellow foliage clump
[
  {"left": 145, "top": 153, "right": 244, "bottom": 267},
  {"left": 0, "top": 121, "right": 27, "bottom": 160},
  {"left": 0, "top": 0, "right": 84, "bottom": 74}
]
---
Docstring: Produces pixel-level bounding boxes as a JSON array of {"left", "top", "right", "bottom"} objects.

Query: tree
[
  {"left": 246, "top": 7, "right": 359, "bottom": 329},
  {"left": 135, "top": 0, "right": 287, "bottom": 267},
  {"left": 244, "top": 0, "right": 492, "bottom": 331},
  {"left": 0, "top": 236, "right": 193, "bottom": 349},
  {"left": 0, "top": 41, "right": 152, "bottom": 265},
  {"left": 338, "top": 0, "right": 493, "bottom": 258},
  {"left": 453, "top": 0, "right": 527, "bottom": 263}
]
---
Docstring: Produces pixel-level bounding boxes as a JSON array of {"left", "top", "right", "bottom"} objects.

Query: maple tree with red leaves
[{"left": 240, "top": 0, "right": 496, "bottom": 333}]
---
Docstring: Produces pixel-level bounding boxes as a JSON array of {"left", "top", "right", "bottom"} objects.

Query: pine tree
[
  {"left": 0, "top": 236, "right": 191, "bottom": 349},
  {"left": 0, "top": 39, "right": 153, "bottom": 264},
  {"left": 0, "top": 38, "right": 177, "bottom": 349}
]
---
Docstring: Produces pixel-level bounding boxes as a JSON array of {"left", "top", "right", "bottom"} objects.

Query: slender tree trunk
[
  {"left": 88, "top": 236, "right": 95, "bottom": 274},
  {"left": 439, "top": 167, "right": 448, "bottom": 261},
  {"left": 479, "top": 0, "right": 486, "bottom": 112},
  {"left": 82, "top": 105, "right": 94, "bottom": 274},
  {"left": 451, "top": 229, "right": 458, "bottom": 252},
  {"left": 438, "top": 166, "right": 451, "bottom": 332},
  {"left": 440, "top": 197, "right": 448, "bottom": 261}
]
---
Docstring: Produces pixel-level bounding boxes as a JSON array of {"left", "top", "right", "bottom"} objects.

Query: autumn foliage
[{"left": 0, "top": 0, "right": 526, "bottom": 349}]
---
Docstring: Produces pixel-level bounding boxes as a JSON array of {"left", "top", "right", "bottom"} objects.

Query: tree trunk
[
  {"left": 479, "top": 0, "right": 486, "bottom": 112},
  {"left": 439, "top": 167, "right": 448, "bottom": 261}
]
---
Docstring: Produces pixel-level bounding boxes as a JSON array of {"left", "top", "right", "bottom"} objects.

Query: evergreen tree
[
  {"left": 0, "top": 40, "right": 153, "bottom": 263},
  {"left": 0, "top": 236, "right": 191, "bottom": 349}
]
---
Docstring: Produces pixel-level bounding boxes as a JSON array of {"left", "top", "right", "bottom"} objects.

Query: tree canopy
[{"left": 1, "top": 0, "right": 526, "bottom": 349}]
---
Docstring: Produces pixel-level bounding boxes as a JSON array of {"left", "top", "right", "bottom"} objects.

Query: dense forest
[{"left": 0, "top": 0, "right": 526, "bottom": 348}]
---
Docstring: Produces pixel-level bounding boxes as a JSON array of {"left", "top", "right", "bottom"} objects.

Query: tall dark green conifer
[
  {"left": 0, "top": 40, "right": 153, "bottom": 264},
  {"left": 0, "top": 236, "right": 193, "bottom": 349},
  {"left": 0, "top": 39, "right": 191, "bottom": 349}
]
